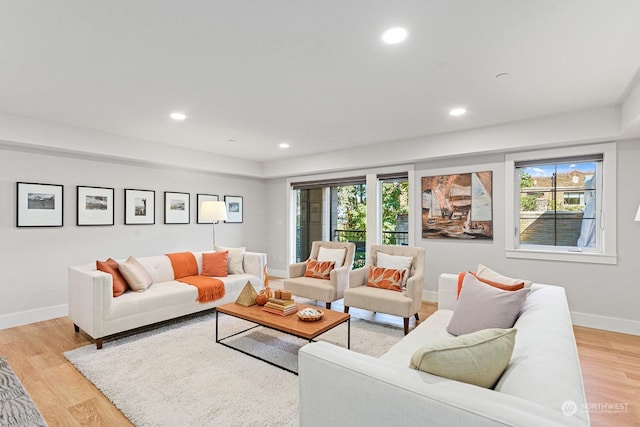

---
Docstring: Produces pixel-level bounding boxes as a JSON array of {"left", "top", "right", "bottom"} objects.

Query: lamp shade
[
  {"left": 635, "top": 204, "right": 640, "bottom": 222},
  {"left": 200, "top": 201, "right": 228, "bottom": 222}
]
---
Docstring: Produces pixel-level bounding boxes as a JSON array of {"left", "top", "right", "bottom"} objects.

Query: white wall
[
  {"left": 266, "top": 141, "right": 640, "bottom": 335},
  {"left": 2, "top": 107, "right": 639, "bottom": 335},
  {"left": 0, "top": 147, "right": 266, "bottom": 328},
  {"left": 265, "top": 178, "right": 289, "bottom": 277}
]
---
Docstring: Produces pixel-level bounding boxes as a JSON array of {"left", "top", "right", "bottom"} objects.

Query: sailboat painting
[{"left": 421, "top": 171, "right": 493, "bottom": 240}]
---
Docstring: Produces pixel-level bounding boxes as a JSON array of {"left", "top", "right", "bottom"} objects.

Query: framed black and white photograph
[
  {"left": 77, "top": 186, "right": 114, "bottom": 226},
  {"left": 165, "top": 191, "right": 190, "bottom": 224},
  {"left": 197, "top": 193, "right": 220, "bottom": 224},
  {"left": 124, "top": 189, "right": 155, "bottom": 225},
  {"left": 224, "top": 195, "right": 243, "bottom": 223},
  {"left": 16, "top": 182, "right": 64, "bottom": 227}
]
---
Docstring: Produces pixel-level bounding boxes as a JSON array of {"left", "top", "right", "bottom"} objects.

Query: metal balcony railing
[
  {"left": 295, "top": 228, "right": 409, "bottom": 268},
  {"left": 332, "top": 229, "right": 409, "bottom": 268}
]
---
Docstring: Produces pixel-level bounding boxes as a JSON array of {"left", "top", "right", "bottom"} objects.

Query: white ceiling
[{"left": 1, "top": 1, "right": 640, "bottom": 162}]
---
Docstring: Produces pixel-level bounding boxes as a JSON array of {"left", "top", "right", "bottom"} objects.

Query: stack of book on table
[{"left": 262, "top": 297, "right": 297, "bottom": 316}]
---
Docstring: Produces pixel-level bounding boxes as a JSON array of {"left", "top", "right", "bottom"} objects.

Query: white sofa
[
  {"left": 68, "top": 250, "right": 266, "bottom": 349},
  {"left": 299, "top": 273, "right": 589, "bottom": 426}
]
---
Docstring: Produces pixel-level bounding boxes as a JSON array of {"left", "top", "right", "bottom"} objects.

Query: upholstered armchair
[
  {"left": 343, "top": 245, "right": 425, "bottom": 335},
  {"left": 283, "top": 241, "right": 356, "bottom": 309}
]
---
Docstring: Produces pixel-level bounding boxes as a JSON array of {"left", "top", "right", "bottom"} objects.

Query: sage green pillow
[{"left": 409, "top": 328, "right": 516, "bottom": 389}]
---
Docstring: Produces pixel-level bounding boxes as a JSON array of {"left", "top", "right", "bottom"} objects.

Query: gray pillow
[
  {"left": 410, "top": 328, "right": 517, "bottom": 388},
  {"left": 447, "top": 273, "right": 529, "bottom": 336}
]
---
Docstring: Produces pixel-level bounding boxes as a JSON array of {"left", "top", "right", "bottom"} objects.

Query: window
[
  {"left": 505, "top": 143, "right": 617, "bottom": 265},
  {"left": 518, "top": 159, "right": 598, "bottom": 248},
  {"left": 378, "top": 173, "right": 409, "bottom": 246},
  {"left": 563, "top": 192, "right": 584, "bottom": 206},
  {"left": 331, "top": 182, "right": 367, "bottom": 267}
]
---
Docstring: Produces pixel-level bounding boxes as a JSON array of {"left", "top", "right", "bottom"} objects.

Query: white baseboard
[
  {"left": 0, "top": 304, "right": 68, "bottom": 330},
  {"left": 421, "top": 292, "right": 639, "bottom": 336},
  {"left": 422, "top": 290, "right": 438, "bottom": 303},
  {"left": 571, "top": 311, "right": 640, "bottom": 336},
  {"left": 268, "top": 268, "right": 288, "bottom": 279}
]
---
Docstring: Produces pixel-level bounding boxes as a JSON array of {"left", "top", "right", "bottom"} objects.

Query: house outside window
[
  {"left": 505, "top": 143, "right": 617, "bottom": 265},
  {"left": 518, "top": 161, "right": 597, "bottom": 248}
]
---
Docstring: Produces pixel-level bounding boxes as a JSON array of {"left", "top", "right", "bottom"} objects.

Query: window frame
[
  {"left": 286, "top": 165, "right": 414, "bottom": 266},
  {"left": 378, "top": 173, "right": 410, "bottom": 246},
  {"left": 505, "top": 143, "right": 617, "bottom": 265}
]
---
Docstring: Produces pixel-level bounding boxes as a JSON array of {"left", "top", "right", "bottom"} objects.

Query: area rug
[
  {"left": 63, "top": 312, "right": 403, "bottom": 427},
  {"left": 0, "top": 356, "right": 48, "bottom": 427}
]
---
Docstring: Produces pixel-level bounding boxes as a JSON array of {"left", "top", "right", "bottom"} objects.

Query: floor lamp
[{"left": 200, "top": 201, "right": 228, "bottom": 249}]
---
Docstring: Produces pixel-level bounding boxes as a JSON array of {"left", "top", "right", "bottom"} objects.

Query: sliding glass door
[
  {"left": 295, "top": 188, "right": 324, "bottom": 263},
  {"left": 292, "top": 171, "right": 409, "bottom": 267},
  {"left": 293, "top": 177, "right": 367, "bottom": 266}
]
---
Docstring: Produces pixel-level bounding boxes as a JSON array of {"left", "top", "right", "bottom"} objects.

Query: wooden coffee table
[{"left": 216, "top": 302, "right": 350, "bottom": 374}]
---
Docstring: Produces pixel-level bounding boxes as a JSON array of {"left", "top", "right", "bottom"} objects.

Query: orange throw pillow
[
  {"left": 366, "top": 266, "right": 406, "bottom": 292},
  {"left": 202, "top": 251, "right": 229, "bottom": 277},
  {"left": 97, "top": 258, "right": 129, "bottom": 297},
  {"left": 457, "top": 272, "right": 525, "bottom": 298},
  {"left": 304, "top": 259, "right": 335, "bottom": 279}
]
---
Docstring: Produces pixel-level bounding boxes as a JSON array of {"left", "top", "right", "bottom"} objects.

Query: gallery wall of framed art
[{"left": 15, "top": 180, "right": 247, "bottom": 229}]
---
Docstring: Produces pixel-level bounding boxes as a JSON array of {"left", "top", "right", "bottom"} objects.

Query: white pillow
[
  {"left": 477, "top": 264, "right": 533, "bottom": 289},
  {"left": 377, "top": 252, "right": 413, "bottom": 286},
  {"left": 117, "top": 256, "right": 153, "bottom": 292},
  {"left": 215, "top": 246, "right": 246, "bottom": 274},
  {"left": 317, "top": 246, "right": 347, "bottom": 268}
]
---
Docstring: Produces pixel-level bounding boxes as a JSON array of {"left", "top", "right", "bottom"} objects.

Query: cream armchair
[
  {"left": 284, "top": 241, "right": 356, "bottom": 309},
  {"left": 344, "top": 245, "right": 425, "bottom": 335}
]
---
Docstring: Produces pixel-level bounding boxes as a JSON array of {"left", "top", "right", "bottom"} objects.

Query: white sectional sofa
[
  {"left": 68, "top": 250, "right": 266, "bottom": 349},
  {"left": 299, "top": 273, "right": 589, "bottom": 426}
]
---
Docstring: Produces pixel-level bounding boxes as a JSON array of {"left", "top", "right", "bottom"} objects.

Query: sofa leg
[
  {"left": 96, "top": 338, "right": 104, "bottom": 350},
  {"left": 326, "top": 302, "right": 331, "bottom": 309},
  {"left": 73, "top": 323, "right": 79, "bottom": 333},
  {"left": 344, "top": 306, "right": 349, "bottom": 313},
  {"left": 403, "top": 318, "right": 409, "bottom": 335},
  {"left": 414, "top": 313, "right": 420, "bottom": 322}
]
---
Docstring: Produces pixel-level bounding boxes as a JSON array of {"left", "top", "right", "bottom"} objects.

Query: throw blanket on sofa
[
  {"left": 167, "top": 252, "right": 199, "bottom": 278},
  {"left": 166, "top": 252, "right": 225, "bottom": 303},
  {"left": 177, "top": 275, "right": 225, "bottom": 303}
]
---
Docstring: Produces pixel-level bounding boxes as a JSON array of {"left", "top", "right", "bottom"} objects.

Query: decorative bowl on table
[{"left": 297, "top": 308, "right": 324, "bottom": 322}]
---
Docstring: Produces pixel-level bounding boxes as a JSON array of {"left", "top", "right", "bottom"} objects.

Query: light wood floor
[{"left": 1, "top": 289, "right": 638, "bottom": 426}]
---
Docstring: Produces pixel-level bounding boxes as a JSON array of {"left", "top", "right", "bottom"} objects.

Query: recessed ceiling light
[
  {"left": 279, "top": 142, "right": 290, "bottom": 149},
  {"left": 228, "top": 139, "right": 236, "bottom": 143},
  {"left": 496, "top": 72, "right": 510, "bottom": 79},
  {"left": 381, "top": 27, "right": 408, "bottom": 44},
  {"left": 449, "top": 108, "right": 467, "bottom": 117},
  {"left": 170, "top": 112, "right": 186, "bottom": 121}
]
